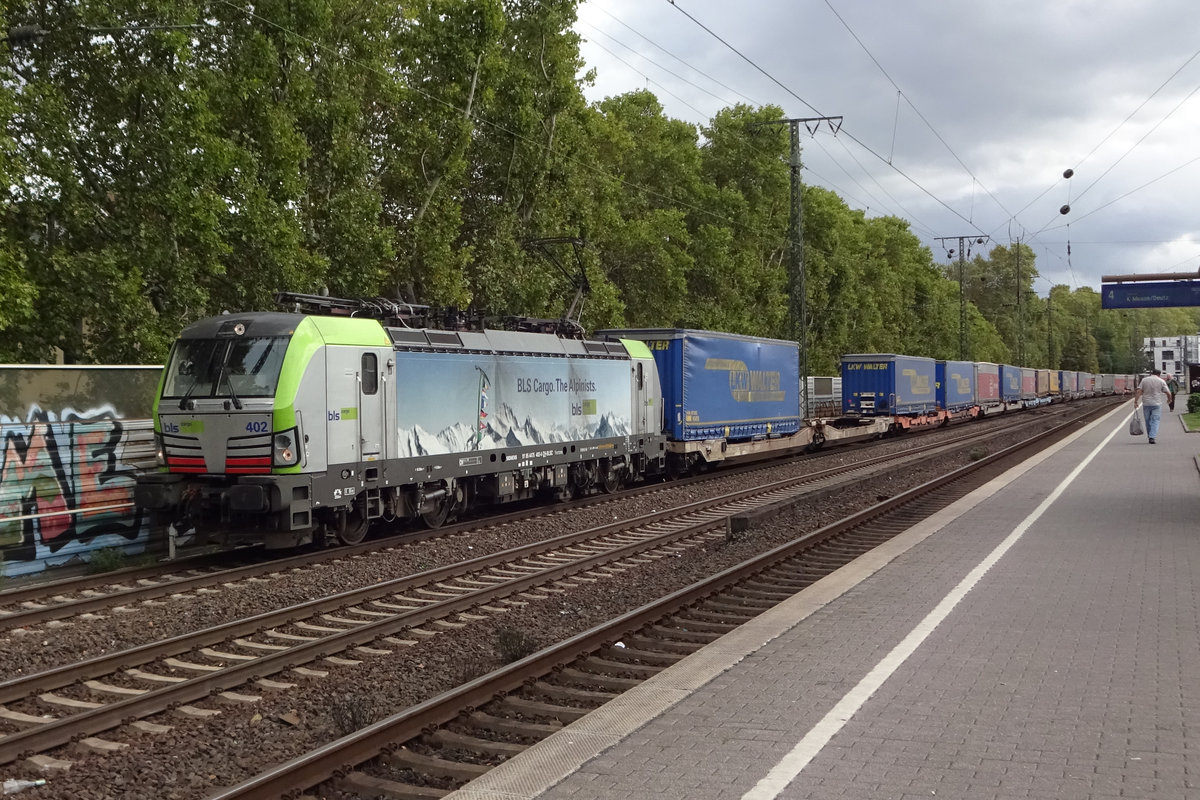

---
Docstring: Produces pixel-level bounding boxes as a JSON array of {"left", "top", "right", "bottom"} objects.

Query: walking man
[{"left": 1134, "top": 368, "right": 1173, "bottom": 444}]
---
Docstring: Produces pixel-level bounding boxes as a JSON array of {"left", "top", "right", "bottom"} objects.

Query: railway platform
[{"left": 446, "top": 399, "right": 1200, "bottom": 800}]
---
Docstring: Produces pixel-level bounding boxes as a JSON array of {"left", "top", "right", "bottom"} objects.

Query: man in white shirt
[{"left": 1133, "top": 368, "right": 1173, "bottom": 444}]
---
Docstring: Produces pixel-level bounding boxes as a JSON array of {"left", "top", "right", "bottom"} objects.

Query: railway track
[
  {"left": 0, "top": 402, "right": 1080, "bottom": 635},
  {"left": 0, "top": 423, "right": 1010, "bottom": 767},
  {"left": 0, "top": 401, "right": 1115, "bottom": 794},
  {"left": 197, "top": 400, "right": 1113, "bottom": 800}
]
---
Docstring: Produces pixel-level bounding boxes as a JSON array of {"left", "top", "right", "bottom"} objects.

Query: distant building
[{"left": 1142, "top": 335, "right": 1200, "bottom": 377}]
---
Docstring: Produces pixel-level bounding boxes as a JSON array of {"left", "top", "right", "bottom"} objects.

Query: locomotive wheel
[
  {"left": 421, "top": 497, "right": 451, "bottom": 528},
  {"left": 600, "top": 465, "right": 621, "bottom": 494},
  {"left": 338, "top": 503, "right": 370, "bottom": 545}
]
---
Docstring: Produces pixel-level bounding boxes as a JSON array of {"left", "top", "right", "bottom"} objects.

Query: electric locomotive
[{"left": 135, "top": 294, "right": 666, "bottom": 549}]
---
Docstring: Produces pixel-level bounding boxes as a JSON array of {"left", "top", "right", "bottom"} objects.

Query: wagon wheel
[
  {"left": 337, "top": 501, "right": 370, "bottom": 545},
  {"left": 806, "top": 431, "right": 826, "bottom": 453},
  {"left": 421, "top": 496, "right": 452, "bottom": 529},
  {"left": 600, "top": 463, "right": 621, "bottom": 494},
  {"left": 665, "top": 456, "right": 685, "bottom": 481}
]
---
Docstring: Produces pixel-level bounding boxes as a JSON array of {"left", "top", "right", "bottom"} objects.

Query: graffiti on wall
[{"left": 1, "top": 404, "right": 152, "bottom": 573}]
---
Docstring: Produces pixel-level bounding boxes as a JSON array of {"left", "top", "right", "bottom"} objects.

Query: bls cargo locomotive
[{"left": 135, "top": 294, "right": 667, "bottom": 549}]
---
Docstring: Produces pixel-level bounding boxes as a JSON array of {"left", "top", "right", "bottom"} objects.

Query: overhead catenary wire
[
  {"left": 1015, "top": 47, "right": 1200, "bottom": 240},
  {"left": 225, "top": 0, "right": 946, "bottom": 259},
  {"left": 579, "top": 21, "right": 901, "bottom": 221},
  {"left": 579, "top": 30, "right": 719, "bottom": 120},
  {"left": 663, "top": 0, "right": 989, "bottom": 238},
  {"left": 1041, "top": 142, "right": 1200, "bottom": 231},
  {"left": 596, "top": 1, "right": 1200, "bottom": 289},
  {"left": 820, "top": 0, "right": 1016, "bottom": 224},
  {"left": 682, "top": 1, "right": 1200, "bottom": 288},
  {"left": 1047, "top": 79, "right": 1200, "bottom": 226},
  {"left": 223, "top": 0, "right": 1197, "bottom": 295},
  {"left": 578, "top": 7, "right": 923, "bottom": 224},
  {"left": 586, "top": 2, "right": 1021, "bottom": 249}
]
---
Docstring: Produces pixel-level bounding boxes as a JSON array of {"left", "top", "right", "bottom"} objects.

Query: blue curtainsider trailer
[
  {"left": 999, "top": 364, "right": 1022, "bottom": 403},
  {"left": 596, "top": 328, "right": 802, "bottom": 442},
  {"left": 841, "top": 354, "right": 937, "bottom": 416},
  {"left": 936, "top": 360, "right": 977, "bottom": 411}
]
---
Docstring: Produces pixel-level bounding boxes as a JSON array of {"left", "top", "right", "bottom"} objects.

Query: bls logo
[
  {"left": 162, "top": 421, "right": 180, "bottom": 433},
  {"left": 570, "top": 402, "right": 582, "bottom": 416},
  {"left": 328, "top": 410, "right": 341, "bottom": 421}
]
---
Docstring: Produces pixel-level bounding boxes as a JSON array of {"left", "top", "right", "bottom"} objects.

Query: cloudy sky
[{"left": 573, "top": 0, "right": 1200, "bottom": 296}]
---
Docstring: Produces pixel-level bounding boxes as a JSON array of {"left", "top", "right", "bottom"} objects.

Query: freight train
[
  {"left": 134, "top": 294, "right": 1128, "bottom": 550},
  {"left": 839, "top": 355, "right": 1131, "bottom": 429}
]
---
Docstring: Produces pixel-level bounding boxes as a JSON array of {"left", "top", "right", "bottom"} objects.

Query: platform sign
[{"left": 1102, "top": 281, "right": 1200, "bottom": 309}]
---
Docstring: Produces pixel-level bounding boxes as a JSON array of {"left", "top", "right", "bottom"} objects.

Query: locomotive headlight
[
  {"left": 155, "top": 433, "right": 166, "bottom": 467},
  {"left": 273, "top": 428, "right": 300, "bottom": 466}
]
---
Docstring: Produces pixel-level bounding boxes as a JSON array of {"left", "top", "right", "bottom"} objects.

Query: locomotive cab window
[
  {"left": 162, "top": 336, "right": 289, "bottom": 400},
  {"left": 637, "top": 362, "right": 644, "bottom": 390},
  {"left": 361, "top": 353, "right": 378, "bottom": 395}
]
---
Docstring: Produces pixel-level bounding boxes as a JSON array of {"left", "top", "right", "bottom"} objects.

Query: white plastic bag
[{"left": 1129, "top": 408, "right": 1144, "bottom": 436}]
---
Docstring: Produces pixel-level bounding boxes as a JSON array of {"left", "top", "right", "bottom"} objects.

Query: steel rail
[
  {"left": 204, "top": 401, "right": 1112, "bottom": 799},
  {"left": 0, "top": 414, "right": 1015, "bottom": 628},
  {"left": 0, "top": 399, "right": 1079, "bottom": 616},
  {"left": 0, "top": 433, "right": 943, "bottom": 708},
  {"left": 0, "top": 413, "right": 1048, "bottom": 765},
  {"left": 0, "top": 516, "right": 730, "bottom": 763},
  {"left": 0, "top": 486, "right": 664, "bottom": 625}
]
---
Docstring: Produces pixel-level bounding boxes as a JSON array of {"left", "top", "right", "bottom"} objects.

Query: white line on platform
[{"left": 739, "top": 415, "right": 1125, "bottom": 800}]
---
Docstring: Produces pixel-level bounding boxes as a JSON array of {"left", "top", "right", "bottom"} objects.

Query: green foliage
[
  {"left": 1188, "top": 393, "right": 1200, "bottom": 414},
  {"left": 86, "top": 546, "right": 131, "bottom": 574},
  {"left": 0, "top": 0, "right": 1178, "bottom": 373}
]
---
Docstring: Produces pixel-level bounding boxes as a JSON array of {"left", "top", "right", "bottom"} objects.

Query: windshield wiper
[
  {"left": 177, "top": 377, "right": 200, "bottom": 411},
  {"left": 218, "top": 367, "right": 244, "bottom": 410}
]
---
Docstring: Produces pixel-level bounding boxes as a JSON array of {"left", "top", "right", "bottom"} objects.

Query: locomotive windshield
[{"left": 162, "top": 336, "right": 289, "bottom": 400}]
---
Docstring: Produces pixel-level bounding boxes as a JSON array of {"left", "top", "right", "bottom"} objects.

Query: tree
[
  {"left": 579, "top": 90, "right": 698, "bottom": 327},
  {"left": 0, "top": 51, "right": 36, "bottom": 358},
  {"left": 379, "top": 0, "right": 507, "bottom": 307},
  {"left": 689, "top": 105, "right": 790, "bottom": 336}
]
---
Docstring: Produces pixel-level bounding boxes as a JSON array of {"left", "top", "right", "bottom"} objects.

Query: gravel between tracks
[{"left": 0, "top": 413, "right": 1071, "bottom": 799}]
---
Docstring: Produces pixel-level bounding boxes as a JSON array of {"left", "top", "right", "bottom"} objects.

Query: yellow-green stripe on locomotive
[{"left": 135, "top": 306, "right": 666, "bottom": 549}]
